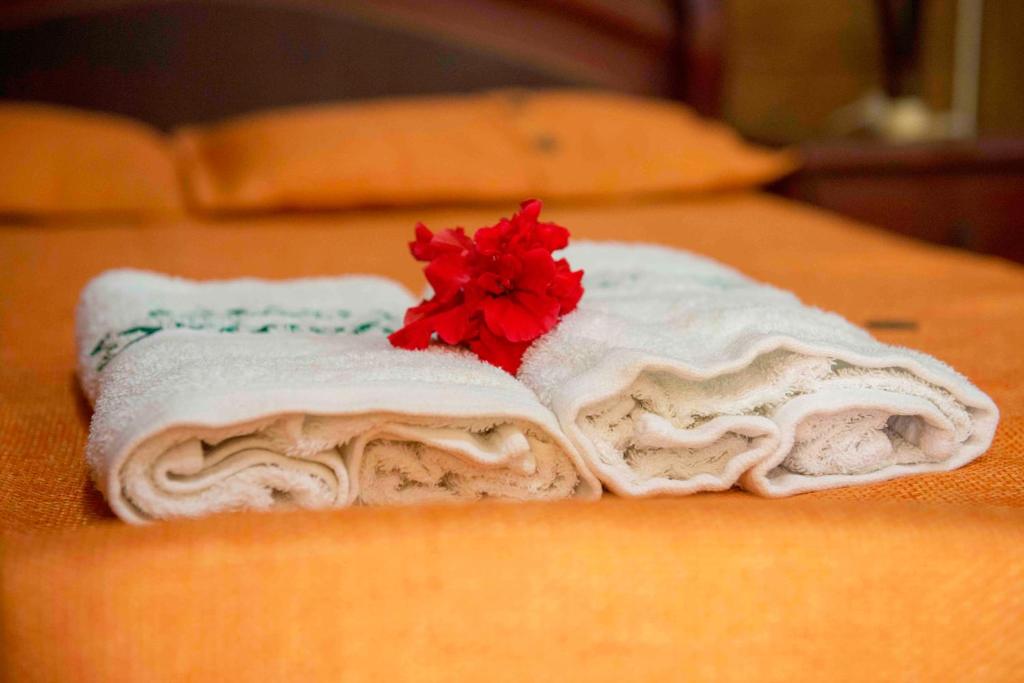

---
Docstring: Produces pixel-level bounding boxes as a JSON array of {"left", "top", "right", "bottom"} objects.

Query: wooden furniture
[
  {"left": 3, "top": 0, "right": 1021, "bottom": 263},
  {"left": 772, "top": 138, "right": 1024, "bottom": 263},
  {"left": 0, "top": 0, "right": 724, "bottom": 127}
]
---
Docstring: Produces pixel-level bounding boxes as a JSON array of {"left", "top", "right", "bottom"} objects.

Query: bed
[{"left": 2, "top": 2, "right": 1023, "bottom": 681}]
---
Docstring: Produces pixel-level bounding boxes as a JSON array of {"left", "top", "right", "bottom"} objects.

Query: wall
[{"left": 724, "top": 0, "right": 1024, "bottom": 143}]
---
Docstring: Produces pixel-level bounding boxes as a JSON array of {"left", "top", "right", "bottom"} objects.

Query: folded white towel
[
  {"left": 518, "top": 242, "right": 999, "bottom": 497},
  {"left": 77, "top": 270, "right": 600, "bottom": 522}
]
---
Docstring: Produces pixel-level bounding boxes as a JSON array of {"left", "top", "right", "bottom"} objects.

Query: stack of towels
[{"left": 77, "top": 242, "right": 998, "bottom": 522}]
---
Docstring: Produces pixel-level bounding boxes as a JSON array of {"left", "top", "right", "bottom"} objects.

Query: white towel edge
[
  {"left": 548, "top": 336, "right": 999, "bottom": 497},
  {"left": 101, "top": 381, "right": 603, "bottom": 523}
]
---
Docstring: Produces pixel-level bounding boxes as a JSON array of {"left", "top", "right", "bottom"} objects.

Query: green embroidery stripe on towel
[{"left": 90, "top": 307, "right": 397, "bottom": 371}]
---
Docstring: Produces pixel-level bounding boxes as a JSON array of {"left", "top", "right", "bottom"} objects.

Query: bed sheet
[
  {"left": 2, "top": 193, "right": 1022, "bottom": 531},
  {"left": 3, "top": 193, "right": 1023, "bottom": 681}
]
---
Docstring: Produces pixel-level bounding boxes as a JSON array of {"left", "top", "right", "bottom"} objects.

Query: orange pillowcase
[
  {"left": 176, "top": 90, "right": 795, "bottom": 212},
  {"left": 509, "top": 91, "right": 795, "bottom": 199},
  {"left": 0, "top": 103, "right": 181, "bottom": 217}
]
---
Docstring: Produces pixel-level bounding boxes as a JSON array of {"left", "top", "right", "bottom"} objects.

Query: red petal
[
  {"left": 518, "top": 199, "right": 542, "bottom": 224},
  {"left": 388, "top": 315, "right": 435, "bottom": 349},
  {"left": 424, "top": 253, "right": 471, "bottom": 300},
  {"left": 469, "top": 327, "right": 530, "bottom": 374},
  {"left": 431, "top": 303, "right": 478, "bottom": 345},
  {"left": 551, "top": 261, "right": 584, "bottom": 312},
  {"left": 515, "top": 248, "right": 556, "bottom": 293},
  {"left": 474, "top": 220, "right": 511, "bottom": 256},
  {"left": 410, "top": 225, "right": 472, "bottom": 261},
  {"left": 390, "top": 299, "right": 479, "bottom": 348},
  {"left": 511, "top": 200, "right": 569, "bottom": 252},
  {"left": 516, "top": 290, "right": 562, "bottom": 328},
  {"left": 474, "top": 271, "right": 505, "bottom": 295},
  {"left": 483, "top": 292, "right": 559, "bottom": 342},
  {"left": 495, "top": 253, "right": 521, "bottom": 280},
  {"left": 534, "top": 222, "right": 569, "bottom": 251},
  {"left": 434, "top": 227, "right": 473, "bottom": 252},
  {"left": 399, "top": 200, "right": 583, "bottom": 365},
  {"left": 409, "top": 223, "right": 435, "bottom": 261},
  {"left": 402, "top": 297, "right": 443, "bottom": 325}
]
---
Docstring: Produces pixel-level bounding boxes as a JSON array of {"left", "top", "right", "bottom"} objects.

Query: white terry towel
[
  {"left": 518, "top": 242, "right": 999, "bottom": 497},
  {"left": 77, "top": 270, "right": 600, "bottom": 523}
]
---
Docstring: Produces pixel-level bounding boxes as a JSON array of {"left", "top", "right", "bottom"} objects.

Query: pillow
[
  {"left": 0, "top": 103, "right": 181, "bottom": 217},
  {"left": 509, "top": 91, "right": 795, "bottom": 198},
  {"left": 175, "top": 90, "right": 795, "bottom": 212}
]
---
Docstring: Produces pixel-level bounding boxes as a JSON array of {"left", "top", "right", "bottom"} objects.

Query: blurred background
[{"left": 2, "top": 0, "right": 1022, "bottom": 259}]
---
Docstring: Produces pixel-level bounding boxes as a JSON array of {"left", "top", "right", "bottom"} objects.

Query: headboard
[{"left": 0, "top": 0, "right": 723, "bottom": 129}]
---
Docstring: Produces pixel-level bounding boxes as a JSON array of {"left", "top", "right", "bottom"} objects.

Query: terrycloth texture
[
  {"left": 3, "top": 193, "right": 1024, "bottom": 531},
  {"left": 76, "top": 270, "right": 599, "bottom": 522},
  {"left": 520, "top": 242, "right": 999, "bottom": 497},
  {"left": 3, "top": 195, "right": 1024, "bottom": 681}
]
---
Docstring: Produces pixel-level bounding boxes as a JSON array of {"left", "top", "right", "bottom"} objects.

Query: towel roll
[
  {"left": 519, "top": 242, "right": 999, "bottom": 497},
  {"left": 77, "top": 270, "right": 600, "bottom": 522}
]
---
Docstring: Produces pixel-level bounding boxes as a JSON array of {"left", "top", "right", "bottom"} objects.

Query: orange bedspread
[{"left": 2, "top": 193, "right": 1023, "bottom": 680}]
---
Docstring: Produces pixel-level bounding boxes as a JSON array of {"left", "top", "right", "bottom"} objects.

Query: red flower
[{"left": 388, "top": 199, "right": 584, "bottom": 373}]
